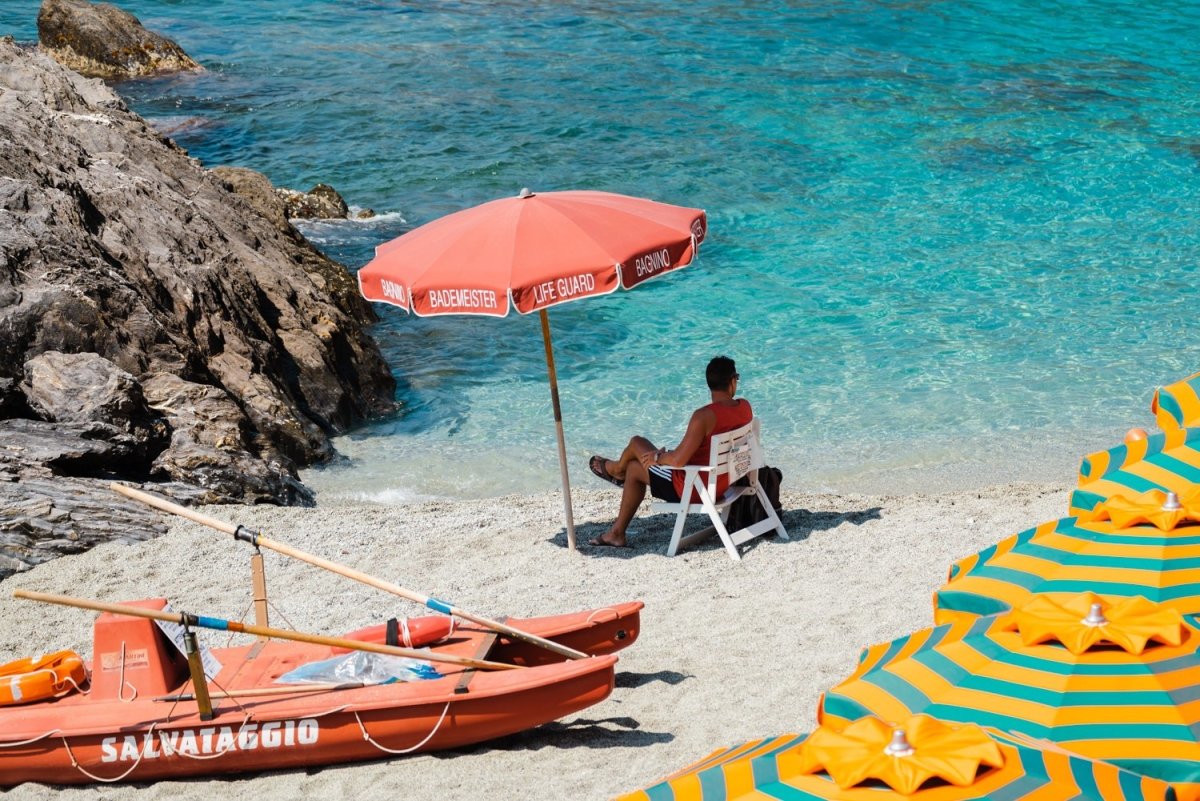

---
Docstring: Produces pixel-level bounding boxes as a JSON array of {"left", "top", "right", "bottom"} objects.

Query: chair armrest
[{"left": 653, "top": 464, "right": 707, "bottom": 474}]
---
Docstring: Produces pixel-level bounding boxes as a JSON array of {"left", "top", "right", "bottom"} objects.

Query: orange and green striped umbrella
[
  {"left": 821, "top": 594, "right": 1200, "bottom": 800},
  {"left": 934, "top": 515, "right": 1200, "bottom": 625},
  {"left": 1071, "top": 427, "right": 1200, "bottom": 517},
  {"left": 618, "top": 715, "right": 1173, "bottom": 801},
  {"left": 1152, "top": 371, "right": 1200, "bottom": 432}
]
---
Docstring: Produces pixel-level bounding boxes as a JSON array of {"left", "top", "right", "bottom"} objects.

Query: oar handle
[
  {"left": 112, "top": 483, "right": 590, "bottom": 661},
  {"left": 263, "top": 538, "right": 589, "bottom": 661},
  {"left": 448, "top": 607, "right": 589, "bottom": 660},
  {"left": 13, "top": 589, "right": 519, "bottom": 671},
  {"left": 112, "top": 483, "right": 238, "bottom": 536}
]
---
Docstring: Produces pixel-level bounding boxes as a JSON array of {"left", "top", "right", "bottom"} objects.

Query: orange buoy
[
  {"left": 1124, "top": 428, "right": 1149, "bottom": 443},
  {"left": 0, "top": 650, "right": 87, "bottom": 706},
  {"left": 333, "top": 615, "right": 456, "bottom": 653}
]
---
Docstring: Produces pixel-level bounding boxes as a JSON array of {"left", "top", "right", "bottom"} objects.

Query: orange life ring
[{"left": 0, "top": 650, "right": 87, "bottom": 706}]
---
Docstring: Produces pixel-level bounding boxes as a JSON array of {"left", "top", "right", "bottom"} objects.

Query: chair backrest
[{"left": 703, "top": 418, "right": 765, "bottom": 492}]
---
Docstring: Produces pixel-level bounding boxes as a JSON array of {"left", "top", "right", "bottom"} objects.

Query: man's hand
[{"left": 638, "top": 449, "right": 664, "bottom": 468}]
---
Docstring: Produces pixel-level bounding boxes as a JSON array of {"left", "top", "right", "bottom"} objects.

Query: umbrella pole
[{"left": 539, "top": 309, "right": 577, "bottom": 550}]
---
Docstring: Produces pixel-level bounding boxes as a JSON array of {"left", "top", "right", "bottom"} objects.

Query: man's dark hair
[{"left": 706, "top": 356, "right": 737, "bottom": 390}]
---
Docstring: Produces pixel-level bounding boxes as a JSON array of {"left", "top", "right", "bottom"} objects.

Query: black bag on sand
[{"left": 725, "top": 465, "right": 783, "bottom": 533}]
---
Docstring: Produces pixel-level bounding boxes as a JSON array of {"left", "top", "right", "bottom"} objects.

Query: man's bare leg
[
  {"left": 605, "top": 436, "right": 657, "bottom": 482},
  {"left": 591, "top": 458, "right": 652, "bottom": 547}
]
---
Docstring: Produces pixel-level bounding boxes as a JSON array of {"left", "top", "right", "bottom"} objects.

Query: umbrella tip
[
  {"left": 1163, "top": 491, "right": 1182, "bottom": 510},
  {"left": 1082, "top": 602, "right": 1108, "bottom": 627},
  {"left": 518, "top": 187, "right": 535, "bottom": 199},
  {"left": 884, "top": 728, "right": 914, "bottom": 757}
]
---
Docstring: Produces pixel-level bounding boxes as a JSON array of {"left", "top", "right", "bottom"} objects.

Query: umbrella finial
[
  {"left": 884, "top": 728, "right": 914, "bottom": 757},
  {"left": 1081, "top": 602, "right": 1108, "bottom": 627},
  {"left": 1163, "top": 491, "right": 1182, "bottom": 510},
  {"left": 518, "top": 187, "right": 535, "bottom": 199}
]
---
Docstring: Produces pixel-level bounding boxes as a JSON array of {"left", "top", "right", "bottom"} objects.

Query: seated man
[{"left": 587, "top": 355, "right": 752, "bottom": 548}]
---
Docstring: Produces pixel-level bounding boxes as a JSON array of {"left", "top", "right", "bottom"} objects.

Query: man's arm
[{"left": 641, "top": 408, "right": 716, "bottom": 468}]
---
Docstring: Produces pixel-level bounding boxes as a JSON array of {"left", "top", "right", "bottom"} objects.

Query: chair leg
[
  {"left": 699, "top": 487, "right": 741, "bottom": 561},
  {"left": 666, "top": 504, "right": 691, "bottom": 557},
  {"left": 755, "top": 485, "right": 788, "bottom": 540}
]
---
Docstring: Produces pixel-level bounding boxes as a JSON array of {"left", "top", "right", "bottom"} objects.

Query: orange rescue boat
[{"left": 0, "top": 598, "right": 641, "bottom": 785}]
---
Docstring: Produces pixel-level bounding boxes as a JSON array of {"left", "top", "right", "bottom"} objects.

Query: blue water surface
[{"left": 5, "top": 1, "right": 1199, "bottom": 500}]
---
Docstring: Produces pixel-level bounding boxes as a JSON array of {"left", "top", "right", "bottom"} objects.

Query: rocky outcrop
[
  {"left": 278, "top": 183, "right": 350, "bottom": 220},
  {"left": 214, "top": 170, "right": 375, "bottom": 222},
  {"left": 0, "top": 473, "right": 172, "bottom": 579},
  {"left": 276, "top": 182, "right": 376, "bottom": 220},
  {"left": 24, "top": 351, "right": 168, "bottom": 470},
  {"left": 209, "top": 168, "right": 382, "bottom": 349},
  {"left": 37, "top": 0, "right": 202, "bottom": 80},
  {"left": 0, "top": 39, "right": 397, "bottom": 576}
]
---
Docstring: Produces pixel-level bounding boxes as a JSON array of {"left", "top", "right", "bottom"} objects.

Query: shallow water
[{"left": 5, "top": 1, "right": 1199, "bottom": 500}]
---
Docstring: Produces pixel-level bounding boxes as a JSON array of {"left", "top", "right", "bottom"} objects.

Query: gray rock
[
  {"left": 0, "top": 475, "right": 174, "bottom": 578},
  {"left": 141, "top": 373, "right": 312, "bottom": 505},
  {"left": 37, "top": 0, "right": 202, "bottom": 80},
  {"left": 0, "top": 418, "right": 138, "bottom": 475},
  {"left": 278, "top": 183, "right": 351, "bottom": 220},
  {"left": 23, "top": 350, "right": 169, "bottom": 470},
  {"left": 0, "top": 39, "right": 397, "bottom": 573},
  {"left": 211, "top": 166, "right": 291, "bottom": 233},
  {"left": 24, "top": 350, "right": 147, "bottom": 425},
  {"left": 0, "top": 39, "right": 394, "bottom": 467},
  {"left": 0, "top": 378, "right": 32, "bottom": 418},
  {"left": 218, "top": 169, "right": 376, "bottom": 319}
]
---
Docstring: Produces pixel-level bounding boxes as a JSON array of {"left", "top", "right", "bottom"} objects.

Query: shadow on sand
[
  {"left": 446, "top": 715, "right": 674, "bottom": 754},
  {"left": 549, "top": 504, "right": 883, "bottom": 558},
  {"left": 615, "top": 670, "right": 692, "bottom": 689}
]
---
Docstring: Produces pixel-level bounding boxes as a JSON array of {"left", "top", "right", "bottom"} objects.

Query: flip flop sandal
[
  {"left": 589, "top": 455, "right": 624, "bottom": 488},
  {"left": 588, "top": 537, "right": 629, "bottom": 548}
]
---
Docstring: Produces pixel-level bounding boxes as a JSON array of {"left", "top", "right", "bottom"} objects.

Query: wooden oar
[
  {"left": 13, "top": 590, "right": 519, "bottom": 671},
  {"left": 154, "top": 683, "right": 363, "bottom": 702},
  {"left": 112, "top": 483, "right": 589, "bottom": 661}
]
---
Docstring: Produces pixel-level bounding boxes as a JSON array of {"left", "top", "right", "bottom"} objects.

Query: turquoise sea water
[{"left": 5, "top": 2, "right": 1200, "bottom": 501}]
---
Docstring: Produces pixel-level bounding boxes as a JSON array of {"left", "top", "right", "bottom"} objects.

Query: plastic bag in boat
[{"left": 277, "top": 651, "right": 440, "bottom": 685}]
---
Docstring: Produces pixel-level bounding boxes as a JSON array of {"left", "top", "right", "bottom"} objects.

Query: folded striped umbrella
[
  {"left": 1071, "top": 427, "right": 1200, "bottom": 516},
  {"left": 934, "top": 515, "right": 1200, "bottom": 624},
  {"left": 1152, "top": 370, "right": 1200, "bottom": 432},
  {"left": 821, "top": 594, "right": 1200, "bottom": 799},
  {"left": 1083, "top": 488, "right": 1200, "bottom": 530},
  {"left": 618, "top": 714, "right": 1173, "bottom": 800}
]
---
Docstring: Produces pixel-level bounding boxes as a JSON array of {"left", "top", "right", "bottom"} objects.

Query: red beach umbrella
[{"left": 358, "top": 189, "right": 707, "bottom": 549}]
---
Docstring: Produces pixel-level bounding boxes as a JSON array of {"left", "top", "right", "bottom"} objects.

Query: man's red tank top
[{"left": 673, "top": 399, "right": 754, "bottom": 499}]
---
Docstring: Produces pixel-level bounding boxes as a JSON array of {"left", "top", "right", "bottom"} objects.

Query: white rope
[
  {"left": 165, "top": 713, "right": 252, "bottom": 761},
  {"left": 0, "top": 729, "right": 62, "bottom": 747},
  {"left": 585, "top": 607, "right": 620, "bottom": 625},
  {"left": 267, "top": 599, "right": 300, "bottom": 632},
  {"left": 225, "top": 600, "right": 255, "bottom": 647},
  {"left": 117, "top": 642, "right": 137, "bottom": 702},
  {"left": 63, "top": 724, "right": 157, "bottom": 783},
  {"left": 6, "top": 666, "right": 84, "bottom": 697},
  {"left": 354, "top": 702, "right": 451, "bottom": 755},
  {"left": 58, "top": 668, "right": 91, "bottom": 696},
  {"left": 313, "top": 704, "right": 352, "bottom": 718}
]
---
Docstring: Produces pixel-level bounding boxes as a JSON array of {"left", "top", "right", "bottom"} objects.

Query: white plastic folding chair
[{"left": 650, "top": 418, "right": 788, "bottom": 560}]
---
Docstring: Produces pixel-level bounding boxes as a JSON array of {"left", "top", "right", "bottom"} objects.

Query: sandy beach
[{"left": 0, "top": 481, "right": 1070, "bottom": 800}]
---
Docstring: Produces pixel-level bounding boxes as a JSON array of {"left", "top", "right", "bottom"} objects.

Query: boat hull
[
  {"left": 0, "top": 600, "right": 623, "bottom": 785},
  {"left": 342, "top": 600, "right": 644, "bottom": 667}
]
